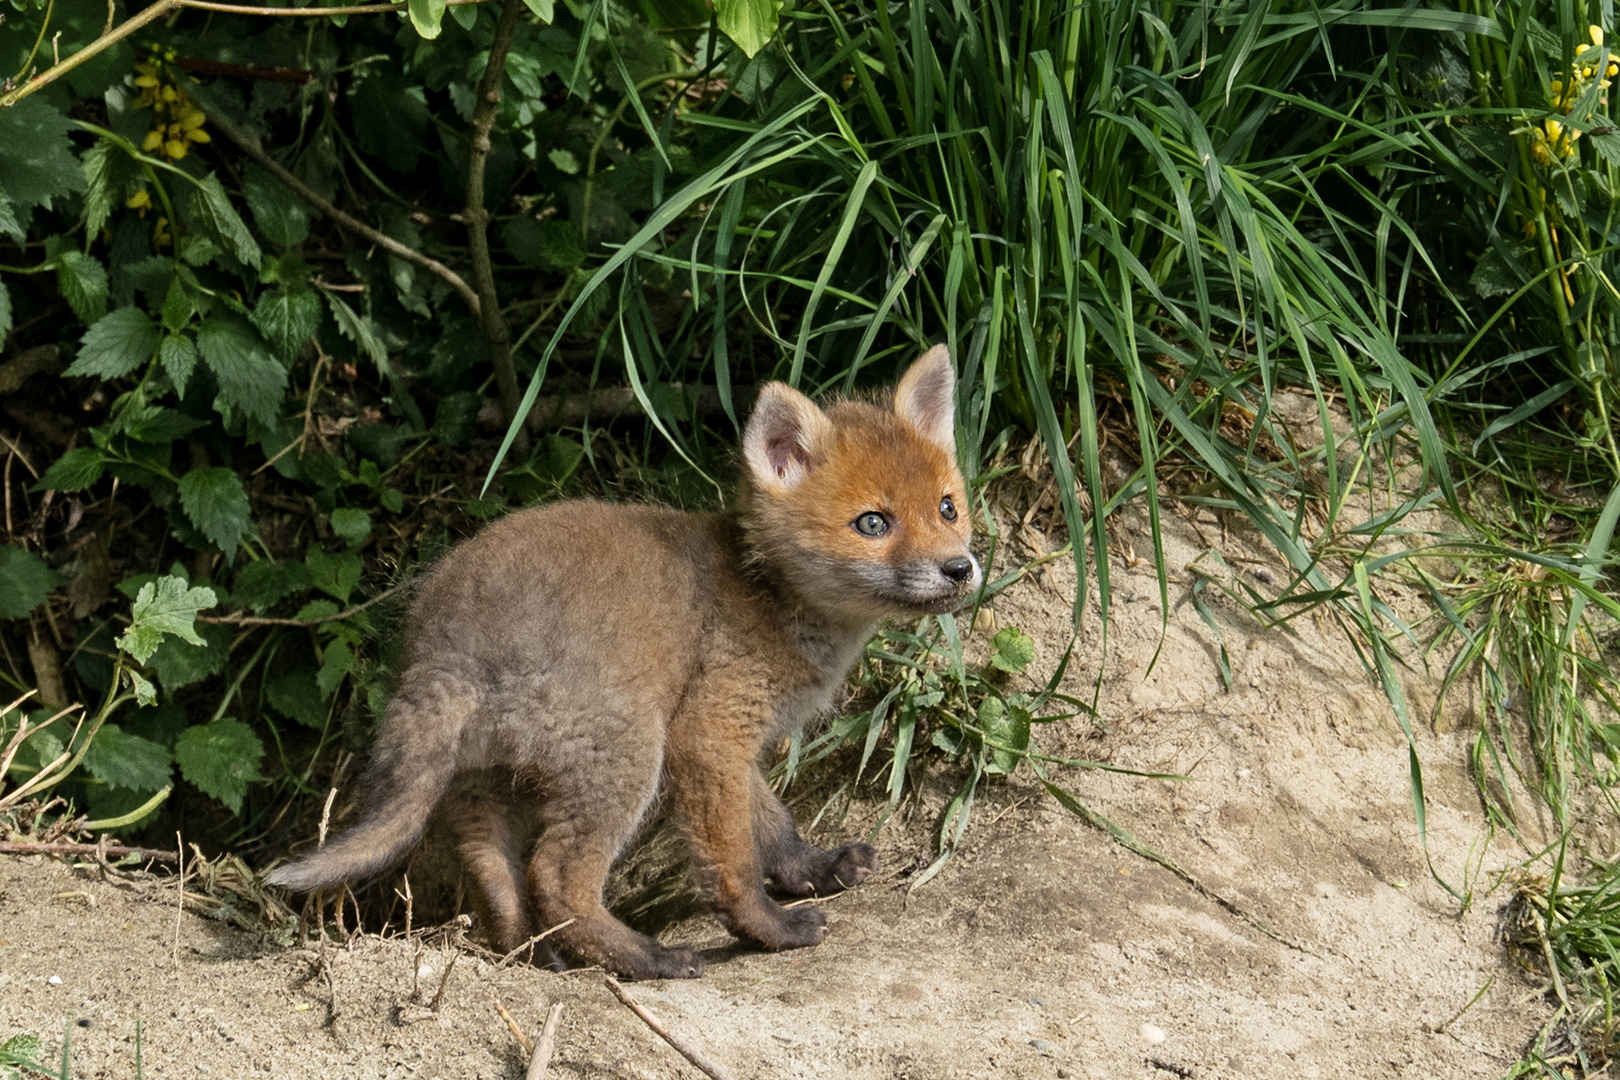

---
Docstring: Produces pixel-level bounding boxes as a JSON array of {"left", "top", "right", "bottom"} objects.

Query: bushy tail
[{"left": 265, "top": 675, "right": 477, "bottom": 892}]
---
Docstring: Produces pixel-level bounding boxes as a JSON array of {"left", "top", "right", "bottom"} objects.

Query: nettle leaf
[
  {"left": 717, "top": 0, "right": 782, "bottom": 58},
  {"left": 118, "top": 575, "right": 217, "bottom": 663},
  {"left": 57, "top": 249, "right": 110, "bottom": 324},
  {"left": 305, "top": 548, "right": 362, "bottom": 603},
  {"left": 232, "top": 559, "right": 313, "bottom": 612},
  {"left": 0, "top": 97, "right": 85, "bottom": 225},
  {"left": 178, "top": 467, "right": 252, "bottom": 559},
  {"left": 408, "top": 0, "right": 446, "bottom": 38},
  {"left": 243, "top": 164, "right": 310, "bottom": 247},
  {"left": 65, "top": 307, "right": 161, "bottom": 379},
  {"left": 317, "top": 637, "right": 354, "bottom": 696},
  {"left": 125, "top": 407, "right": 206, "bottom": 444},
  {"left": 149, "top": 621, "right": 231, "bottom": 692},
  {"left": 252, "top": 285, "right": 322, "bottom": 365},
  {"left": 162, "top": 275, "right": 195, "bottom": 334},
  {"left": 330, "top": 507, "right": 372, "bottom": 548},
  {"left": 83, "top": 137, "right": 144, "bottom": 240},
  {"left": 185, "top": 173, "right": 262, "bottom": 269},
  {"left": 0, "top": 183, "right": 24, "bottom": 242},
  {"left": 160, "top": 334, "right": 200, "bottom": 397},
  {"left": 0, "top": 545, "right": 61, "bottom": 619},
  {"left": 0, "top": 279, "right": 12, "bottom": 340},
  {"left": 174, "top": 717, "right": 263, "bottom": 813},
  {"left": 988, "top": 627, "right": 1035, "bottom": 673},
  {"left": 268, "top": 667, "right": 328, "bottom": 728},
  {"left": 34, "top": 447, "right": 108, "bottom": 493},
  {"left": 196, "top": 314, "right": 287, "bottom": 427},
  {"left": 325, "top": 292, "right": 387, "bottom": 368},
  {"left": 83, "top": 723, "right": 173, "bottom": 792},
  {"left": 128, "top": 668, "right": 157, "bottom": 707}
]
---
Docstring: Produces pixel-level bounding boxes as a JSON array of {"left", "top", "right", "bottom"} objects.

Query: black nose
[{"left": 941, "top": 557, "right": 974, "bottom": 583}]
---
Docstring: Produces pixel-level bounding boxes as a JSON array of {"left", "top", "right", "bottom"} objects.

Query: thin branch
[
  {"left": 1, "top": 0, "right": 179, "bottom": 108},
  {"left": 465, "top": 0, "right": 526, "bottom": 440},
  {"left": 184, "top": 0, "right": 487, "bottom": 15},
  {"left": 525, "top": 1003, "right": 563, "bottom": 1080},
  {"left": 201, "top": 110, "right": 482, "bottom": 318},
  {"left": 0, "top": 0, "right": 495, "bottom": 107},
  {"left": 0, "top": 840, "right": 179, "bottom": 863},
  {"left": 603, "top": 976, "right": 735, "bottom": 1080},
  {"left": 196, "top": 578, "right": 414, "bottom": 627}
]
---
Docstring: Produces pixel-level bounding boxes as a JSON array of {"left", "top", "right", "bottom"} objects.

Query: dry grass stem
[{"left": 604, "top": 975, "right": 735, "bottom": 1080}]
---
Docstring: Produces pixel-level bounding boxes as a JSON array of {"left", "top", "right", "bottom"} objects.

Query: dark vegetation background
[{"left": 5, "top": 0, "right": 1620, "bottom": 1068}]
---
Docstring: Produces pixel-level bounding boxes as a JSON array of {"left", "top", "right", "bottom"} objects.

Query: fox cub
[{"left": 267, "top": 345, "right": 981, "bottom": 979}]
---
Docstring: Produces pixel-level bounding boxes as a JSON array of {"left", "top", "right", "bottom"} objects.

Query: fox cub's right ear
[{"left": 744, "top": 382, "right": 835, "bottom": 492}]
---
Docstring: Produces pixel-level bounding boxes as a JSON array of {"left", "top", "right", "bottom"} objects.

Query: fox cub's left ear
[{"left": 894, "top": 344, "right": 957, "bottom": 457}]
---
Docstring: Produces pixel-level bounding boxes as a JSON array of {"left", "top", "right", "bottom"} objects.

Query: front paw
[
  {"left": 613, "top": 944, "right": 706, "bottom": 981},
  {"left": 819, "top": 843, "right": 880, "bottom": 892},
  {"left": 732, "top": 900, "right": 828, "bottom": 951}
]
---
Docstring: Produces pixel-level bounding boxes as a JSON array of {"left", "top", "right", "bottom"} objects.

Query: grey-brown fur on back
[{"left": 267, "top": 502, "right": 716, "bottom": 893}]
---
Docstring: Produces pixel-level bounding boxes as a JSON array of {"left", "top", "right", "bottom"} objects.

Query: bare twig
[
  {"left": 604, "top": 976, "right": 735, "bottom": 1080},
  {"left": 200, "top": 111, "right": 482, "bottom": 318},
  {"left": 498, "top": 917, "right": 575, "bottom": 965},
  {"left": 0, "top": 840, "right": 179, "bottom": 862},
  {"left": 464, "top": 0, "right": 527, "bottom": 439},
  {"left": 430, "top": 947, "right": 459, "bottom": 1012},
  {"left": 197, "top": 579, "right": 412, "bottom": 626},
  {"left": 171, "top": 57, "right": 311, "bottom": 84},
  {"left": 495, "top": 997, "right": 532, "bottom": 1054},
  {"left": 525, "top": 1003, "right": 564, "bottom": 1080},
  {"left": 171, "top": 832, "right": 185, "bottom": 966},
  {"left": 0, "top": 0, "right": 494, "bottom": 107}
]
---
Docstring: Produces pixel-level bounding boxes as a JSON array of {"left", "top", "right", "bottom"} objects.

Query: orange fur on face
[{"left": 267, "top": 345, "right": 980, "bottom": 980}]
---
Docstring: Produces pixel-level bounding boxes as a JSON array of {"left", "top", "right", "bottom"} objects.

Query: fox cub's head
[{"left": 741, "top": 345, "right": 982, "bottom": 623}]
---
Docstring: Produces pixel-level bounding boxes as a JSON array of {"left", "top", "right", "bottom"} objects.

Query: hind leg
[
  {"left": 752, "top": 768, "right": 880, "bottom": 898},
  {"left": 526, "top": 739, "right": 703, "bottom": 981},
  {"left": 448, "top": 782, "right": 560, "bottom": 969}
]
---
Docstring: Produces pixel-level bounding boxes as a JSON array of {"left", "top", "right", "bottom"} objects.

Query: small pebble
[
  {"left": 1029, "top": 1039, "right": 1053, "bottom": 1052},
  {"left": 47, "top": 976, "right": 62, "bottom": 985},
  {"left": 1027, "top": 996, "right": 1048, "bottom": 1006},
  {"left": 1138, "top": 1022, "right": 1166, "bottom": 1044},
  {"left": 76, "top": 1019, "right": 91, "bottom": 1028}
]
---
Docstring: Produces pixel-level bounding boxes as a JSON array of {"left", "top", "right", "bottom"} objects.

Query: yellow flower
[
  {"left": 180, "top": 109, "right": 206, "bottom": 131},
  {"left": 153, "top": 218, "right": 171, "bottom": 248},
  {"left": 134, "top": 74, "right": 159, "bottom": 89},
  {"left": 160, "top": 85, "right": 176, "bottom": 103},
  {"left": 1546, "top": 118, "right": 1564, "bottom": 140},
  {"left": 165, "top": 138, "right": 188, "bottom": 160},
  {"left": 126, "top": 189, "right": 151, "bottom": 214},
  {"left": 1592, "top": 24, "right": 1605, "bottom": 48},
  {"left": 185, "top": 128, "right": 210, "bottom": 144},
  {"left": 141, "top": 129, "right": 163, "bottom": 152}
]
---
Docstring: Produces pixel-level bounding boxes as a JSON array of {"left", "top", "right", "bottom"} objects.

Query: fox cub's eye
[
  {"left": 939, "top": 495, "right": 957, "bottom": 522},
  {"left": 853, "top": 512, "right": 889, "bottom": 537}
]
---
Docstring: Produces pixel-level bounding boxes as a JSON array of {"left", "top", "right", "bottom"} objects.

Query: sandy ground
[{"left": 0, "top": 486, "right": 1551, "bottom": 1079}]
